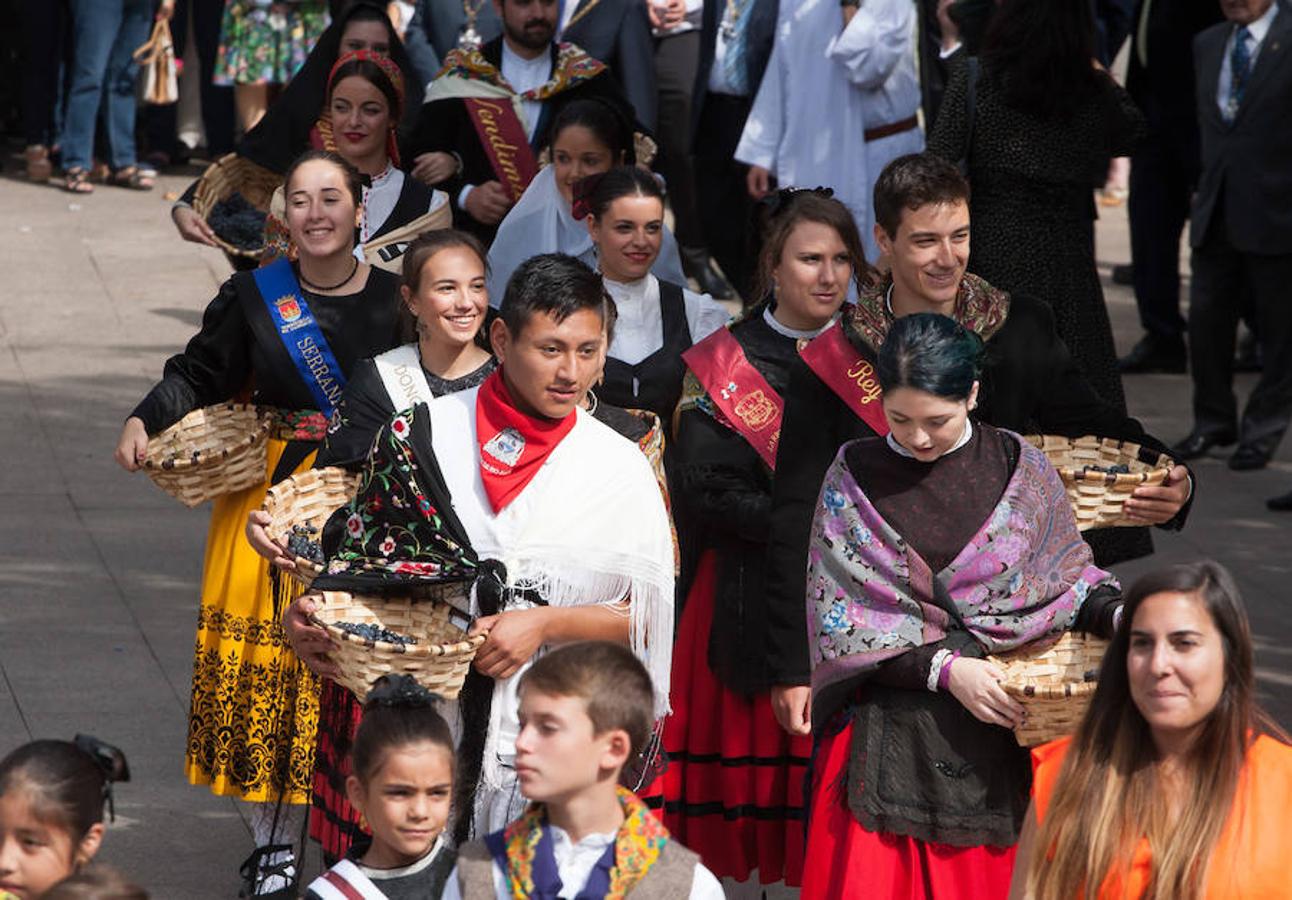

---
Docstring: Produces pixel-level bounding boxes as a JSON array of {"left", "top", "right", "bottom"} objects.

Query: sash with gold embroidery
[
  {"left": 464, "top": 98, "right": 539, "bottom": 201},
  {"left": 798, "top": 321, "right": 889, "bottom": 437},
  {"left": 682, "top": 328, "right": 784, "bottom": 469}
]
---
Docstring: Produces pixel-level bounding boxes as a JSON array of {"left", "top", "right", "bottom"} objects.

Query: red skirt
[
  {"left": 308, "top": 679, "right": 366, "bottom": 860},
  {"left": 801, "top": 716, "right": 1017, "bottom": 900},
  {"left": 661, "top": 551, "right": 811, "bottom": 886}
]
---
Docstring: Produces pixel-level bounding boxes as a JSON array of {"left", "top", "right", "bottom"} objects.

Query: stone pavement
[{"left": 0, "top": 167, "right": 1288, "bottom": 897}]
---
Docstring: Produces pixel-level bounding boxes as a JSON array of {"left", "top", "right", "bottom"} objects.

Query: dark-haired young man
[
  {"left": 290, "top": 254, "right": 675, "bottom": 838},
  {"left": 763, "top": 153, "right": 1193, "bottom": 737}
]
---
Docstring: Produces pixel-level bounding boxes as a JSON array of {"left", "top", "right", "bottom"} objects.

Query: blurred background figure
[
  {"left": 1118, "top": 0, "right": 1226, "bottom": 375},
  {"left": 1173, "top": 0, "right": 1292, "bottom": 473},
  {"left": 929, "top": 0, "right": 1143, "bottom": 410},
  {"left": 214, "top": 0, "right": 330, "bottom": 132},
  {"left": 61, "top": 0, "right": 161, "bottom": 194}
]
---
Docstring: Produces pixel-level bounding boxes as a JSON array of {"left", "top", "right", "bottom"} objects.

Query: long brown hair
[
  {"left": 753, "top": 189, "right": 875, "bottom": 306},
  {"left": 1027, "top": 561, "right": 1286, "bottom": 900}
]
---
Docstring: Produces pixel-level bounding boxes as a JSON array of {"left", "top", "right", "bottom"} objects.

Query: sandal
[
  {"left": 110, "top": 165, "right": 157, "bottom": 191},
  {"left": 24, "top": 145, "right": 52, "bottom": 182},
  {"left": 237, "top": 843, "right": 297, "bottom": 899},
  {"left": 63, "top": 167, "right": 94, "bottom": 194}
]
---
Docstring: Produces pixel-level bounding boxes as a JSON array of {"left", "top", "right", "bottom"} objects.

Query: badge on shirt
[{"left": 482, "top": 427, "right": 526, "bottom": 474}]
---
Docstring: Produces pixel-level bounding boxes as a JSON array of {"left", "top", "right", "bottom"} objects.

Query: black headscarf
[{"left": 236, "top": 2, "right": 425, "bottom": 174}]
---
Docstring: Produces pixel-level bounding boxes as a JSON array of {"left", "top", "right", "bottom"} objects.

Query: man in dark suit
[
  {"left": 562, "top": 0, "right": 657, "bottom": 130},
  {"left": 405, "top": 0, "right": 629, "bottom": 243},
  {"left": 688, "top": 0, "right": 778, "bottom": 300},
  {"left": 1118, "top": 0, "right": 1225, "bottom": 373},
  {"left": 1174, "top": 0, "right": 1292, "bottom": 471}
]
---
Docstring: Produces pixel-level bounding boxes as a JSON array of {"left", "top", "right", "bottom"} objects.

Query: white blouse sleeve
[{"left": 683, "top": 287, "right": 733, "bottom": 343}]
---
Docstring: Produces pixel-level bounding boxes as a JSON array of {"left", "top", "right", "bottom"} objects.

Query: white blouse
[{"left": 603, "top": 274, "right": 731, "bottom": 365}]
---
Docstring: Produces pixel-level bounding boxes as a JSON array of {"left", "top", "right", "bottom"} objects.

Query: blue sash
[{"left": 251, "top": 258, "right": 347, "bottom": 418}]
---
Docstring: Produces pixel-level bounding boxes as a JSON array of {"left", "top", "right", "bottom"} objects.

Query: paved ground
[{"left": 0, "top": 163, "right": 1288, "bottom": 897}]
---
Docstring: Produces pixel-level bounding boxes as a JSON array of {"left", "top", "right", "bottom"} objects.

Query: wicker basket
[
  {"left": 310, "top": 589, "right": 484, "bottom": 701},
  {"left": 988, "top": 632, "right": 1109, "bottom": 746},
  {"left": 261, "top": 467, "right": 361, "bottom": 587},
  {"left": 192, "top": 153, "right": 282, "bottom": 259},
  {"left": 1027, "top": 434, "right": 1174, "bottom": 530},
  {"left": 143, "top": 404, "right": 272, "bottom": 508}
]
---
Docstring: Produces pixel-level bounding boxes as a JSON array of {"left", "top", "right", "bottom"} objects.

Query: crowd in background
[{"left": 1, "top": 0, "right": 1291, "bottom": 898}]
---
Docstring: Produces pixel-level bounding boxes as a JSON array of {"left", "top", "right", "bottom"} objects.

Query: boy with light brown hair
[{"left": 443, "top": 641, "right": 723, "bottom": 899}]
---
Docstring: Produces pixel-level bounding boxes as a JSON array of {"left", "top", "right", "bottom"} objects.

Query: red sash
[
  {"left": 682, "top": 328, "right": 784, "bottom": 469},
  {"left": 464, "top": 98, "right": 539, "bottom": 202},
  {"left": 798, "top": 321, "right": 890, "bottom": 437}
]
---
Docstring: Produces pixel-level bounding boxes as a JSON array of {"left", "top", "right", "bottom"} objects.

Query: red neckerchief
[{"left": 475, "top": 368, "right": 577, "bottom": 513}]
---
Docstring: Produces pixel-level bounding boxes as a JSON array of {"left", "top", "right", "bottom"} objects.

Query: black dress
[
  {"left": 928, "top": 58, "right": 1146, "bottom": 409},
  {"left": 763, "top": 290, "right": 1188, "bottom": 687}
]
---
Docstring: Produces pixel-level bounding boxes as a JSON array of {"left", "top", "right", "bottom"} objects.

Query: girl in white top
[
  {"left": 575, "top": 165, "right": 730, "bottom": 424},
  {"left": 486, "top": 98, "right": 687, "bottom": 302}
]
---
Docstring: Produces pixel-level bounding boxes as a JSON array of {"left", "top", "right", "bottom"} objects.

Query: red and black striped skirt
[{"left": 661, "top": 551, "right": 811, "bottom": 886}]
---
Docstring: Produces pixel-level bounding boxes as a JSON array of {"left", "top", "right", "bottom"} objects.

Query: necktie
[
  {"left": 722, "top": 2, "right": 750, "bottom": 95},
  {"left": 1226, "top": 25, "right": 1253, "bottom": 122}
]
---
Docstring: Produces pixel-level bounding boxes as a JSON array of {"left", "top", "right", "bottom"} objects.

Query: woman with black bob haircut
[
  {"left": 1012, "top": 561, "right": 1292, "bottom": 899},
  {"left": 797, "top": 312, "right": 1124, "bottom": 898},
  {"left": 485, "top": 98, "right": 687, "bottom": 301},
  {"left": 576, "top": 166, "right": 729, "bottom": 428}
]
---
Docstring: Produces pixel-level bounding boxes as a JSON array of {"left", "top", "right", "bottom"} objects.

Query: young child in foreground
[
  {"left": 443, "top": 641, "right": 724, "bottom": 899},
  {"left": 303, "top": 675, "right": 457, "bottom": 899},
  {"left": 0, "top": 736, "right": 130, "bottom": 900}
]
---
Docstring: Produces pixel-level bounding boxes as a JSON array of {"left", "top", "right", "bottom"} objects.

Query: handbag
[{"left": 133, "top": 19, "right": 179, "bottom": 106}]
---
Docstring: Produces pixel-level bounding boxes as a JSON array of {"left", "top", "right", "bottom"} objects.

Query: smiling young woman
[
  {"left": 577, "top": 166, "right": 730, "bottom": 427},
  {"left": 1012, "top": 561, "right": 1292, "bottom": 900},
  {"left": 115, "top": 149, "right": 403, "bottom": 897}
]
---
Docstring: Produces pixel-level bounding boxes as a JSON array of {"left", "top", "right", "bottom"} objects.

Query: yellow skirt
[{"left": 184, "top": 438, "right": 319, "bottom": 804}]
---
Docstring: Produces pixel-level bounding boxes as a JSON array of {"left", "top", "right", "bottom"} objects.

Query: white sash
[
  {"left": 374, "top": 343, "right": 437, "bottom": 414},
  {"left": 304, "top": 859, "right": 387, "bottom": 900}
]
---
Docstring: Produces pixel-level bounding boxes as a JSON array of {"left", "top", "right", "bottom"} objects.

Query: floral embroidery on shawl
[
  {"left": 497, "top": 786, "right": 669, "bottom": 899},
  {"left": 848, "top": 273, "right": 1011, "bottom": 351},
  {"left": 807, "top": 430, "right": 1116, "bottom": 694},
  {"left": 434, "top": 42, "right": 607, "bottom": 102},
  {"left": 316, "top": 402, "right": 478, "bottom": 590}
]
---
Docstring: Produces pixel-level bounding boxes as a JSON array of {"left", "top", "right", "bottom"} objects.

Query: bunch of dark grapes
[
  {"left": 333, "top": 621, "right": 418, "bottom": 646},
  {"left": 1079, "top": 464, "right": 1131, "bottom": 476},
  {"left": 286, "top": 525, "right": 324, "bottom": 563}
]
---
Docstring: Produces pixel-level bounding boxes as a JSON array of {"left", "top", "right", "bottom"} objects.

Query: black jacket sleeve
[
  {"left": 315, "top": 359, "right": 397, "bottom": 471},
  {"left": 764, "top": 357, "right": 861, "bottom": 685},
  {"left": 870, "top": 630, "right": 986, "bottom": 692},
  {"left": 986, "top": 296, "right": 1192, "bottom": 532},
  {"left": 129, "top": 278, "right": 253, "bottom": 434},
  {"left": 673, "top": 407, "right": 773, "bottom": 543}
]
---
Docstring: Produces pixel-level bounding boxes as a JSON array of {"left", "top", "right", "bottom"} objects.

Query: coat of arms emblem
[
  {"left": 275, "top": 294, "right": 302, "bottom": 323},
  {"left": 734, "top": 389, "right": 777, "bottom": 431}
]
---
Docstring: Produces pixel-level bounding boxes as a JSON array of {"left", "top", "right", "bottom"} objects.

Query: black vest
[{"left": 600, "top": 280, "right": 693, "bottom": 423}]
